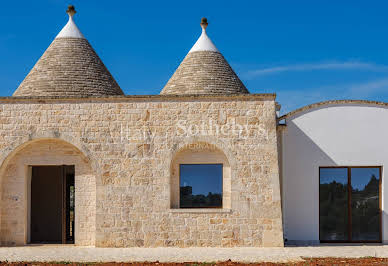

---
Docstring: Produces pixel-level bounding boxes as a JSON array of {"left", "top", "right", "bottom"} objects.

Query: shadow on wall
[
  {"left": 282, "top": 102, "right": 388, "bottom": 246},
  {"left": 283, "top": 118, "right": 337, "bottom": 245}
]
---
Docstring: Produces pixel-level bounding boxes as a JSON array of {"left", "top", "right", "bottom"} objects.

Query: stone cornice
[{"left": 0, "top": 93, "right": 276, "bottom": 103}]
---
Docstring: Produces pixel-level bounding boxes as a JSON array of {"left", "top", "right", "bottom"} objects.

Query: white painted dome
[
  {"left": 189, "top": 18, "right": 219, "bottom": 53},
  {"left": 56, "top": 5, "right": 85, "bottom": 39}
]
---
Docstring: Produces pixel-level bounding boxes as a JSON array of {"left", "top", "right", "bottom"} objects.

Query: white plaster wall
[{"left": 281, "top": 103, "right": 388, "bottom": 244}]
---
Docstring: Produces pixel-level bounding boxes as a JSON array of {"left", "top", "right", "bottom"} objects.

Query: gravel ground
[{"left": 0, "top": 245, "right": 388, "bottom": 263}]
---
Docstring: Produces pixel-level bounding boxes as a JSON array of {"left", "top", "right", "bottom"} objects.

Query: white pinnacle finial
[
  {"left": 189, "top": 17, "right": 219, "bottom": 53},
  {"left": 56, "top": 5, "right": 85, "bottom": 39}
]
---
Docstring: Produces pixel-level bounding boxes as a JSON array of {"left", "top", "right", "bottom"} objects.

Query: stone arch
[
  {"left": 0, "top": 131, "right": 99, "bottom": 177},
  {"left": 168, "top": 136, "right": 236, "bottom": 171},
  {"left": 169, "top": 139, "right": 233, "bottom": 209},
  {"left": 0, "top": 137, "right": 96, "bottom": 246}
]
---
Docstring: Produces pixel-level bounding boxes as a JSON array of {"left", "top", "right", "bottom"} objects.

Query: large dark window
[
  {"left": 351, "top": 168, "right": 380, "bottom": 241},
  {"left": 319, "top": 168, "right": 348, "bottom": 241},
  {"left": 180, "top": 164, "right": 222, "bottom": 208},
  {"left": 319, "top": 167, "right": 381, "bottom": 242}
]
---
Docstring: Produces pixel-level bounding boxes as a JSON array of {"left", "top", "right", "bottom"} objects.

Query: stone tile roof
[
  {"left": 13, "top": 6, "right": 123, "bottom": 97},
  {"left": 160, "top": 18, "right": 249, "bottom": 95},
  {"left": 161, "top": 51, "right": 249, "bottom": 95},
  {"left": 13, "top": 38, "right": 123, "bottom": 97}
]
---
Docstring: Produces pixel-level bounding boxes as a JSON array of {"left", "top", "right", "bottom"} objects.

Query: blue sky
[
  {"left": 1, "top": 0, "right": 388, "bottom": 114},
  {"left": 320, "top": 167, "right": 380, "bottom": 190},
  {"left": 180, "top": 164, "right": 223, "bottom": 195}
]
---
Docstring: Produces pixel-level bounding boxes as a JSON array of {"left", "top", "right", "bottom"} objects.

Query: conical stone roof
[
  {"left": 161, "top": 18, "right": 249, "bottom": 95},
  {"left": 13, "top": 6, "right": 123, "bottom": 97}
]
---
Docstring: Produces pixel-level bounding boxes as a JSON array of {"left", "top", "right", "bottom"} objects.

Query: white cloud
[
  {"left": 277, "top": 78, "right": 388, "bottom": 114},
  {"left": 347, "top": 78, "right": 388, "bottom": 97},
  {"left": 245, "top": 61, "right": 388, "bottom": 78}
]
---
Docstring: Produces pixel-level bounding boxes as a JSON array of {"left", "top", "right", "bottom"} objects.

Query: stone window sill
[{"left": 169, "top": 208, "right": 232, "bottom": 214}]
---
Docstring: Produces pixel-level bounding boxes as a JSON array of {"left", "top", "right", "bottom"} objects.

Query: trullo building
[{"left": 1, "top": 5, "right": 387, "bottom": 247}]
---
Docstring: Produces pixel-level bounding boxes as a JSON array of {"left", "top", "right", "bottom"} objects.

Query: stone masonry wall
[{"left": 0, "top": 95, "right": 283, "bottom": 247}]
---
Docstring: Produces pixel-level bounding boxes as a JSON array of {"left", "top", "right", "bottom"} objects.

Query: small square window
[{"left": 179, "top": 164, "right": 223, "bottom": 208}]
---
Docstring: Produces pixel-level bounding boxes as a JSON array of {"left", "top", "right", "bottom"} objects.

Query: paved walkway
[{"left": 1, "top": 245, "right": 388, "bottom": 263}]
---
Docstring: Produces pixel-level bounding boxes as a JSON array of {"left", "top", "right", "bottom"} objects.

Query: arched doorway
[{"left": 0, "top": 139, "right": 96, "bottom": 246}]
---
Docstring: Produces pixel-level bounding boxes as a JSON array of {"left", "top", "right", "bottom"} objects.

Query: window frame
[
  {"left": 319, "top": 166, "right": 382, "bottom": 243},
  {"left": 178, "top": 163, "right": 224, "bottom": 209},
  {"left": 169, "top": 145, "right": 231, "bottom": 211}
]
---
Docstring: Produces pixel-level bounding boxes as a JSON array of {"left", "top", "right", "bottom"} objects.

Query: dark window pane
[
  {"left": 319, "top": 168, "right": 348, "bottom": 241},
  {"left": 180, "top": 164, "right": 222, "bottom": 208},
  {"left": 351, "top": 168, "right": 380, "bottom": 241}
]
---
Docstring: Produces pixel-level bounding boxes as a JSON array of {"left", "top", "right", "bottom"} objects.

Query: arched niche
[{"left": 170, "top": 142, "right": 231, "bottom": 209}]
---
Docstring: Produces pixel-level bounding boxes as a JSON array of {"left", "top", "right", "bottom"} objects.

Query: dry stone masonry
[
  {"left": 0, "top": 95, "right": 283, "bottom": 247},
  {"left": 13, "top": 38, "right": 123, "bottom": 97},
  {"left": 13, "top": 6, "right": 123, "bottom": 97},
  {"left": 161, "top": 51, "right": 249, "bottom": 95},
  {"left": 161, "top": 17, "right": 248, "bottom": 95}
]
